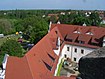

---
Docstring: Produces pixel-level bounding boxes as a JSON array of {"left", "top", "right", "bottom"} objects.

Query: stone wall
[{"left": 79, "top": 57, "right": 105, "bottom": 79}]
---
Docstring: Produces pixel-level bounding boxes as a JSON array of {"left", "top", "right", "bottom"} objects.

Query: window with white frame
[
  {"left": 74, "top": 48, "right": 77, "bottom": 53},
  {"left": 79, "top": 41, "right": 85, "bottom": 44},
  {"left": 81, "top": 49, "right": 84, "bottom": 54},
  {"left": 74, "top": 57, "right": 76, "bottom": 61},
  {"left": 67, "top": 47, "right": 69, "bottom": 51}
]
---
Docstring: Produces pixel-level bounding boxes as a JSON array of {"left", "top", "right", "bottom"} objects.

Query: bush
[{"left": 0, "top": 39, "right": 23, "bottom": 64}]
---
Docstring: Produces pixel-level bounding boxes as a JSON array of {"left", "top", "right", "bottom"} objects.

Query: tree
[
  {"left": 59, "top": 13, "right": 79, "bottom": 24},
  {"left": 89, "top": 12, "right": 102, "bottom": 26},
  {"left": 0, "top": 39, "right": 23, "bottom": 65},
  {"left": 71, "top": 16, "right": 92, "bottom": 26},
  {"left": 104, "top": 11, "right": 105, "bottom": 17},
  {"left": 14, "top": 19, "right": 24, "bottom": 32},
  {"left": 21, "top": 16, "right": 48, "bottom": 44},
  {"left": 0, "top": 39, "right": 23, "bottom": 58},
  {"left": 0, "top": 19, "right": 13, "bottom": 35}
]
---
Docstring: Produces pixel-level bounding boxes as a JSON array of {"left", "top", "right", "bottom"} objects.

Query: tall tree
[
  {"left": 0, "top": 39, "right": 23, "bottom": 64},
  {"left": 0, "top": 39, "right": 23, "bottom": 57},
  {"left": 89, "top": 12, "right": 102, "bottom": 26},
  {"left": 0, "top": 19, "right": 13, "bottom": 35},
  {"left": 22, "top": 16, "right": 48, "bottom": 44}
]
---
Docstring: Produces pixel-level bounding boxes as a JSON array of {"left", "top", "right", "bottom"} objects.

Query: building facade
[{"left": 61, "top": 44, "right": 95, "bottom": 62}]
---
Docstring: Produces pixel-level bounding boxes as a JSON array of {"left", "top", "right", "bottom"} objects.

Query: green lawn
[{"left": 56, "top": 60, "right": 63, "bottom": 76}]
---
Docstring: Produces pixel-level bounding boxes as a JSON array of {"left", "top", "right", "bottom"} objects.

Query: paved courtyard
[{"left": 60, "top": 61, "right": 79, "bottom": 77}]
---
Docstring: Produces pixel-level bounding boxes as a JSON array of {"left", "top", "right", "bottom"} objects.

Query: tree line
[{"left": 0, "top": 10, "right": 105, "bottom": 42}]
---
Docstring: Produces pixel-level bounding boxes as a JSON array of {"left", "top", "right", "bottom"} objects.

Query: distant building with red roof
[
  {"left": 48, "top": 14, "right": 59, "bottom": 20},
  {"left": 2, "top": 23, "right": 105, "bottom": 79}
]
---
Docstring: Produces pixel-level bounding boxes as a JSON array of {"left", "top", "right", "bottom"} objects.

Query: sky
[{"left": 0, "top": 0, "right": 105, "bottom": 10}]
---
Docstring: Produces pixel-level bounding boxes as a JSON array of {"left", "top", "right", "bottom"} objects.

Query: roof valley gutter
[{"left": 25, "top": 56, "right": 34, "bottom": 79}]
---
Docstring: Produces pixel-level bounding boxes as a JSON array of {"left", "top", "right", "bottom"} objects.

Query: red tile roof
[
  {"left": 66, "top": 33, "right": 79, "bottom": 42},
  {"left": 51, "top": 24, "right": 105, "bottom": 48},
  {"left": 5, "top": 56, "right": 33, "bottom": 79},
  {"left": 5, "top": 26, "right": 76, "bottom": 79},
  {"left": 78, "top": 34, "right": 92, "bottom": 43},
  {"left": 5, "top": 24, "right": 105, "bottom": 79},
  {"left": 48, "top": 14, "right": 59, "bottom": 19}
]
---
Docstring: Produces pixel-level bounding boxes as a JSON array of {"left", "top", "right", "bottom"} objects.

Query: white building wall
[
  {"left": 64, "top": 44, "right": 72, "bottom": 58},
  {"left": 0, "top": 54, "right": 9, "bottom": 79},
  {"left": 101, "top": 20, "right": 105, "bottom": 24},
  {"left": 54, "top": 44, "right": 96, "bottom": 75},
  {"left": 63, "top": 44, "right": 96, "bottom": 63},
  {"left": 103, "top": 37, "right": 105, "bottom": 47},
  {"left": 54, "top": 45, "right": 68, "bottom": 76}
]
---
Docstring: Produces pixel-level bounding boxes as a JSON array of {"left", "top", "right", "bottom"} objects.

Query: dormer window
[
  {"left": 55, "top": 31, "right": 58, "bottom": 34},
  {"left": 79, "top": 41, "right": 85, "bottom": 44},
  {"left": 47, "top": 53, "right": 55, "bottom": 62},
  {"left": 43, "top": 61, "right": 52, "bottom": 71},
  {"left": 86, "top": 32, "right": 93, "bottom": 35},
  {"left": 73, "top": 31, "right": 80, "bottom": 34},
  {"left": 56, "top": 37, "right": 60, "bottom": 47}
]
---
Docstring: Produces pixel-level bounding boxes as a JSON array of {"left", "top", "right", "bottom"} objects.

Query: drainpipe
[{"left": 71, "top": 45, "right": 73, "bottom": 61}]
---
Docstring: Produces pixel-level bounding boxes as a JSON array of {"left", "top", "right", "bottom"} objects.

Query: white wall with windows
[
  {"left": 62, "top": 44, "right": 96, "bottom": 63},
  {"left": 54, "top": 44, "right": 96, "bottom": 75}
]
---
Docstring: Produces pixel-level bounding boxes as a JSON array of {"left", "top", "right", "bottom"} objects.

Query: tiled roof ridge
[{"left": 51, "top": 24, "right": 105, "bottom": 31}]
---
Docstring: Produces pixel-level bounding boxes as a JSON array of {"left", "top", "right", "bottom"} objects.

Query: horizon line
[{"left": 0, "top": 8, "right": 105, "bottom": 11}]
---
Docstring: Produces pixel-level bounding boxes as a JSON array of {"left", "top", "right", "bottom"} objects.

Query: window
[
  {"left": 67, "top": 47, "right": 69, "bottom": 51},
  {"left": 74, "top": 57, "right": 76, "bottom": 61},
  {"left": 73, "top": 31, "right": 80, "bottom": 34},
  {"left": 48, "top": 53, "right": 55, "bottom": 62},
  {"left": 74, "top": 48, "right": 77, "bottom": 53},
  {"left": 43, "top": 61, "right": 52, "bottom": 71},
  {"left": 64, "top": 54, "right": 67, "bottom": 58},
  {"left": 86, "top": 32, "right": 93, "bottom": 35},
  {"left": 81, "top": 49, "right": 84, "bottom": 54},
  {"left": 55, "top": 31, "right": 58, "bottom": 34},
  {"left": 79, "top": 41, "right": 85, "bottom": 44}
]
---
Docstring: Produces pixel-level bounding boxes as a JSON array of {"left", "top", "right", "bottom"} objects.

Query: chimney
[
  {"left": 83, "top": 22, "right": 86, "bottom": 26},
  {"left": 57, "top": 21, "right": 60, "bottom": 24},
  {"left": 57, "top": 37, "right": 60, "bottom": 48},
  {"left": 48, "top": 21, "right": 52, "bottom": 33}
]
